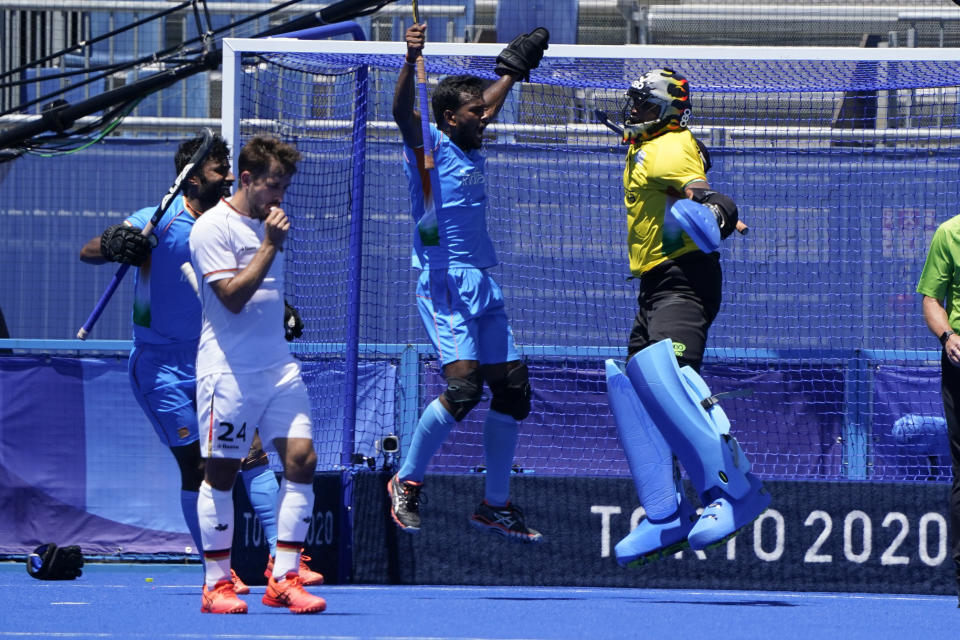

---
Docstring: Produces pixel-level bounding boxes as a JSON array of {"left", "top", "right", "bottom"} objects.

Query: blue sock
[
  {"left": 242, "top": 466, "right": 279, "bottom": 557},
  {"left": 482, "top": 409, "right": 519, "bottom": 506},
  {"left": 180, "top": 490, "right": 203, "bottom": 558},
  {"left": 398, "top": 398, "right": 456, "bottom": 482}
]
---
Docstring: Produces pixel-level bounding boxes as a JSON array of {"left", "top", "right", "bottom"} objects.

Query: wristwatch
[{"left": 940, "top": 330, "right": 956, "bottom": 347}]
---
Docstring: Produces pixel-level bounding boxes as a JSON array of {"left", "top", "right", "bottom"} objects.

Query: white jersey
[{"left": 189, "top": 198, "right": 292, "bottom": 377}]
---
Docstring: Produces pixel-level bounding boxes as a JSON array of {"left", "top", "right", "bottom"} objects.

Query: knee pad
[
  {"left": 443, "top": 368, "right": 484, "bottom": 422},
  {"left": 625, "top": 338, "right": 753, "bottom": 502},
  {"left": 489, "top": 363, "right": 532, "bottom": 421}
]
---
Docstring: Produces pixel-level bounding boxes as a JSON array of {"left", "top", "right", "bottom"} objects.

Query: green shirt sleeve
[{"left": 917, "top": 224, "right": 952, "bottom": 301}]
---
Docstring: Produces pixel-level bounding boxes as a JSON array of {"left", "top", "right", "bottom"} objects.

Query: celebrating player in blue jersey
[
  {"left": 79, "top": 133, "right": 322, "bottom": 590},
  {"left": 387, "top": 23, "right": 548, "bottom": 542},
  {"left": 605, "top": 69, "right": 770, "bottom": 568}
]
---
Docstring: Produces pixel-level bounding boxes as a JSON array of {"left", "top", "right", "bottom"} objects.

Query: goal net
[{"left": 223, "top": 38, "right": 960, "bottom": 483}]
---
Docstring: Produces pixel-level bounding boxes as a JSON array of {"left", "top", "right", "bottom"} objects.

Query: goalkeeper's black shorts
[{"left": 627, "top": 251, "right": 722, "bottom": 372}]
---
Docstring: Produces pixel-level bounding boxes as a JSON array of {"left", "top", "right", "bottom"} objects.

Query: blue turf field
[{"left": 0, "top": 562, "right": 957, "bottom": 639}]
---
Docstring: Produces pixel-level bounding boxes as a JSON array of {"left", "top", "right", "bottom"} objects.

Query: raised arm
[
  {"left": 481, "top": 76, "right": 518, "bottom": 123},
  {"left": 485, "top": 27, "right": 550, "bottom": 123},
  {"left": 393, "top": 23, "right": 426, "bottom": 149}
]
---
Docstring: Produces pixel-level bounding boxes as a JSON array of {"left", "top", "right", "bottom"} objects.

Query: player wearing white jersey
[
  {"left": 76, "top": 134, "right": 317, "bottom": 594},
  {"left": 189, "top": 136, "right": 325, "bottom": 615}
]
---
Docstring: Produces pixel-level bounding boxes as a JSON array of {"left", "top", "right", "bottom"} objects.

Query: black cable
[
  {"left": 2, "top": 60, "right": 152, "bottom": 89},
  {"left": 4, "top": 0, "right": 397, "bottom": 114},
  {"left": 0, "top": 0, "right": 193, "bottom": 83},
  {"left": 21, "top": 98, "right": 140, "bottom": 156},
  {"left": 1, "top": 0, "right": 401, "bottom": 151},
  {"left": 0, "top": 54, "right": 218, "bottom": 149},
  {"left": 1, "top": 0, "right": 301, "bottom": 117},
  {"left": 1, "top": 42, "right": 206, "bottom": 117},
  {"left": 190, "top": 0, "right": 214, "bottom": 53}
]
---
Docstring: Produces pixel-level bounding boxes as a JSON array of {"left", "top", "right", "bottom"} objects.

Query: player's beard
[
  {"left": 196, "top": 178, "right": 229, "bottom": 212},
  {"left": 453, "top": 126, "right": 483, "bottom": 151}
]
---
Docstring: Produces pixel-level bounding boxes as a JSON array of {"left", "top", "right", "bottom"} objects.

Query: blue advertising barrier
[{"left": 352, "top": 473, "right": 954, "bottom": 595}]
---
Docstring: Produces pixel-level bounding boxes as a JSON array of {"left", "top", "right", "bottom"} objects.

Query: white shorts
[{"left": 197, "top": 361, "right": 313, "bottom": 459}]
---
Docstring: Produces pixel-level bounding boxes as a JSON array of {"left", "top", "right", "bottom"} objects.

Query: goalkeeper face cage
[{"left": 621, "top": 68, "right": 692, "bottom": 141}]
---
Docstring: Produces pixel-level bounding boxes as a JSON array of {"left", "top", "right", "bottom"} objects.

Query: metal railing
[
  {"left": 3, "top": 1, "right": 958, "bottom": 133},
  {"left": 0, "top": 1, "right": 468, "bottom": 114}
]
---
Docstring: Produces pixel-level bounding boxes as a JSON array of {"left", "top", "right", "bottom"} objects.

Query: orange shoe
[
  {"left": 264, "top": 552, "right": 324, "bottom": 586},
  {"left": 262, "top": 571, "right": 326, "bottom": 614},
  {"left": 230, "top": 569, "right": 250, "bottom": 595},
  {"left": 201, "top": 579, "right": 248, "bottom": 614}
]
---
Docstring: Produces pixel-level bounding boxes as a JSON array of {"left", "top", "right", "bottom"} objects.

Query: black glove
[
  {"left": 100, "top": 224, "right": 155, "bottom": 266},
  {"left": 690, "top": 189, "right": 739, "bottom": 240},
  {"left": 26, "top": 543, "right": 84, "bottom": 580},
  {"left": 495, "top": 27, "right": 550, "bottom": 82},
  {"left": 284, "top": 300, "right": 303, "bottom": 341}
]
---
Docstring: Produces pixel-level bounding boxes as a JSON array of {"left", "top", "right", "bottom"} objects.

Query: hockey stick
[
  {"left": 180, "top": 262, "right": 201, "bottom": 299},
  {"left": 77, "top": 127, "right": 215, "bottom": 339},
  {"left": 593, "top": 108, "right": 624, "bottom": 137},
  {"left": 411, "top": 0, "right": 434, "bottom": 169},
  {"left": 593, "top": 109, "right": 748, "bottom": 236}
]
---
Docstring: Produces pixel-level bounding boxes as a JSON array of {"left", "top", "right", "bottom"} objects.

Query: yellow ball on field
[{"left": 145, "top": 577, "right": 154, "bottom": 583}]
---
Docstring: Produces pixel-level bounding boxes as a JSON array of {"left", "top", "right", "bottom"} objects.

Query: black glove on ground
[{"left": 26, "top": 543, "right": 83, "bottom": 580}]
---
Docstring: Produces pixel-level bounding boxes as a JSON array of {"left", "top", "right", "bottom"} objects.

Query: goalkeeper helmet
[{"left": 622, "top": 68, "right": 691, "bottom": 142}]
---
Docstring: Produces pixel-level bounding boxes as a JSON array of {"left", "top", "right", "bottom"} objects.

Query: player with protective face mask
[{"left": 605, "top": 68, "right": 769, "bottom": 568}]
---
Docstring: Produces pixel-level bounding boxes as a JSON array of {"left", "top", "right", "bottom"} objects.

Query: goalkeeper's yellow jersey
[{"left": 623, "top": 128, "right": 707, "bottom": 276}]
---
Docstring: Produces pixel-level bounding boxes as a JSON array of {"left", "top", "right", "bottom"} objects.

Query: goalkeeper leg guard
[
  {"left": 625, "top": 339, "right": 770, "bottom": 550},
  {"left": 605, "top": 360, "right": 697, "bottom": 566}
]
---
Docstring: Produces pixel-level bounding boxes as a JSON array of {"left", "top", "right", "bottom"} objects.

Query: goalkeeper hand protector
[{"left": 495, "top": 27, "right": 550, "bottom": 82}]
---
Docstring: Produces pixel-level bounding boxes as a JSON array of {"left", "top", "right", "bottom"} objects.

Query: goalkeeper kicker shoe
[
  {"left": 265, "top": 551, "right": 324, "bottom": 585},
  {"left": 201, "top": 579, "right": 248, "bottom": 614},
  {"left": 614, "top": 494, "right": 698, "bottom": 567},
  {"left": 469, "top": 501, "right": 543, "bottom": 543},
  {"left": 388, "top": 474, "right": 423, "bottom": 531},
  {"left": 687, "top": 473, "right": 771, "bottom": 550},
  {"left": 262, "top": 572, "right": 326, "bottom": 614}
]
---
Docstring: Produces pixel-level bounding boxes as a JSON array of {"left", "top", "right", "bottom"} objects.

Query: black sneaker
[
  {"left": 469, "top": 501, "right": 543, "bottom": 543},
  {"left": 387, "top": 473, "right": 422, "bottom": 531}
]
